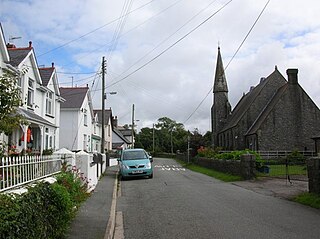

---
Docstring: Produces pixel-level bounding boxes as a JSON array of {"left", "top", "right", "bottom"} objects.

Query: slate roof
[
  {"left": 118, "top": 128, "right": 132, "bottom": 137},
  {"left": 93, "top": 109, "right": 112, "bottom": 125},
  {"left": 220, "top": 68, "right": 286, "bottom": 132},
  {"left": 213, "top": 47, "right": 228, "bottom": 93},
  {"left": 39, "top": 67, "right": 54, "bottom": 87},
  {"left": 60, "top": 87, "right": 88, "bottom": 109},
  {"left": 7, "top": 48, "right": 31, "bottom": 67},
  {"left": 113, "top": 128, "right": 131, "bottom": 144},
  {"left": 17, "top": 108, "right": 55, "bottom": 127},
  {"left": 245, "top": 84, "right": 288, "bottom": 135}
]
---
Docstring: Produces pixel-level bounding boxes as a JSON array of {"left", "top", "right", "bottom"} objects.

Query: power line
[
  {"left": 37, "top": 0, "right": 157, "bottom": 57},
  {"left": 183, "top": 0, "right": 272, "bottom": 124},
  {"left": 106, "top": 0, "right": 233, "bottom": 89},
  {"left": 108, "top": 0, "right": 217, "bottom": 84},
  {"left": 58, "top": 0, "right": 185, "bottom": 69}
]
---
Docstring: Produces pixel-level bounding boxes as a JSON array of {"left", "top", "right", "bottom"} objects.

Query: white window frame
[
  {"left": 46, "top": 91, "right": 54, "bottom": 116},
  {"left": 83, "top": 134, "right": 87, "bottom": 150},
  {"left": 83, "top": 109, "right": 88, "bottom": 126},
  {"left": 27, "top": 78, "right": 34, "bottom": 108}
]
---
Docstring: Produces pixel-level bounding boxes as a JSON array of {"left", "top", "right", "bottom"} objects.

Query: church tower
[{"left": 211, "top": 47, "right": 231, "bottom": 147}]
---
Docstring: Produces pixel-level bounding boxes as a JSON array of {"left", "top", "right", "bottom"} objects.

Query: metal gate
[{"left": 256, "top": 152, "right": 311, "bottom": 182}]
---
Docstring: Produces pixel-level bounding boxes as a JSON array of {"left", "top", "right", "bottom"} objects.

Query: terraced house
[{"left": 0, "top": 24, "right": 64, "bottom": 154}]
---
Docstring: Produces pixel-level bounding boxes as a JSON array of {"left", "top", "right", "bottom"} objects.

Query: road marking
[{"left": 154, "top": 165, "right": 186, "bottom": 171}]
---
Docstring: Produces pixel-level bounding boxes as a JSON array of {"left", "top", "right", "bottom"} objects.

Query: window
[
  {"left": 46, "top": 91, "right": 53, "bottom": 115},
  {"left": 83, "top": 109, "right": 88, "bottom": 126},
  {"left": 45, "top": 128, "right": 49, "bottom": 149},
  {"left": 27, "top": 78, "right": 34, "bottom": 107},
  {"left": 83, "top": 134, "right": 87, "bottom": 150}
]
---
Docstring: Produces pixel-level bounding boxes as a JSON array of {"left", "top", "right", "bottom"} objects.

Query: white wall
[{"left": 60, "top": 110, "right": 78, "bottom": 150}]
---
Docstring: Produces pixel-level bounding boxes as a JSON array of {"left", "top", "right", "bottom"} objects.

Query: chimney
[
  {"left": 6, "top": 43, "right": 16, "bottom": 49},
  {"left": 28, "top": 41, "right": 32, "bottom": 48},
  {"left": 113, "top": 116, "right": 118, "bottom": 128},
  {"left": 51, "top": 62, "right": 54, "bottom": 68},
  {"left": 286, "top": 68, "right": 298, "bottom": 85}
]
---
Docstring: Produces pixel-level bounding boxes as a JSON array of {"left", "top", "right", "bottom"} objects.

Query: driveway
[{"left": 232, "top": 177, "right": 308, "bottom": 200}]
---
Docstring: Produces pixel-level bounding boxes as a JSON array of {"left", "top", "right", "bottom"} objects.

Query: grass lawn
[
  {"left": 257, "top": 164, "right": 307, "bottom": 177},
  {"left": 175, "top": 159, "right": 243, "bottom": 182},
  {"left": 294, "top": 193, "right": 320, "bottom": 209}
]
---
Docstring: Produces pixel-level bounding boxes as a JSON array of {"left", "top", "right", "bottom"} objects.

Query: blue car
[{"left": 118, "top": 148, "right": 153, "bottom": 179}]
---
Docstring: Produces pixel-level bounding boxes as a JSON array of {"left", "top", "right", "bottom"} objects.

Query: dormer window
[
  {"left": 46, "top": 91, "right": 54, "bottom": 116},
  {"left": 27, "top": 78, "right": 34, "bottom": 108}
]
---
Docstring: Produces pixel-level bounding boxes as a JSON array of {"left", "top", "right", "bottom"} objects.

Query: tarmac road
[{"left": 116, "top": 158, "right": 320, "bottom": 239}]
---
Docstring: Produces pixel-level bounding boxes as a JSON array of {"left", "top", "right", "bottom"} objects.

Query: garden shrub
[{"left": 0, "top": 171, "right": 89, "bottom": 239}]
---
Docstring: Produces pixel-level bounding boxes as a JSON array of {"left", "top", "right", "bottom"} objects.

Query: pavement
[
  {"left": 66, "top": 165, "right": 118, "bottom": 239},
  {"left": 66, "top": 166, "right": 309, "bottom": 239}
]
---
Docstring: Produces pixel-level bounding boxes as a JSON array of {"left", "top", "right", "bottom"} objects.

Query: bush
[
  {"left": 0, "top": 171, "right": 89, "bottom": 239},
  {"left": 198, "top": 149, "right": 261, "bottom": 161}
]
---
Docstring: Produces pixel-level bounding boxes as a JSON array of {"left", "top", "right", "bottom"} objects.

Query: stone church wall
[{"left": 258, "top": 82, "right": 320, "bottom": 151}]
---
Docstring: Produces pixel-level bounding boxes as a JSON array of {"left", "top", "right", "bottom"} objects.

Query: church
[{"left": 211, "top": 48, "right": 320, "bottom": 151}]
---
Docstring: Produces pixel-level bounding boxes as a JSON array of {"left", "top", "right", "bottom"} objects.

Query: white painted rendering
[{"left": 60, "top": 89, "right": 93, "bottom": 152}]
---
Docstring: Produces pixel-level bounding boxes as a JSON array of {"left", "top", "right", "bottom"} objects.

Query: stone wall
[
  {"left": 179, "top": 153, "right": 256, "bottom": 180},
  {"left": 307, "top": 157, "right": 320, "bottom": 194}
]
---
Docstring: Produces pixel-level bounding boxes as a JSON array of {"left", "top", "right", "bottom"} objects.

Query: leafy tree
[
  {"left": 0, "top": 70, "right": 25, "bottom": 135},
  {"left": 136, "top": 117, "right": 189, "bottom": 153}
]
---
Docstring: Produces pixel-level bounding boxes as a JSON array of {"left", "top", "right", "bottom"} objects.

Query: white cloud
[{"left": 1, "top": 0, "right": 320, "bottom": 133}]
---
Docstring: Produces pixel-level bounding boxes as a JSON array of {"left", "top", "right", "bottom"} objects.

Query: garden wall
[
  {"left": 307, "top": 157, "right": 320, "bottom": 194},
  {"left": 177, "top": 153, "right": 256, "bottom": 180}
]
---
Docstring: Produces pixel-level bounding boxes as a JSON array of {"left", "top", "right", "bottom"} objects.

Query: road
[{"left": 116, "top": 158, "right": 320, "bottom": 239}]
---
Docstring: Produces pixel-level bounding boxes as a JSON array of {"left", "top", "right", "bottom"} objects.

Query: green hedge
[{"left": 0, "top": 171, "right": 89, "bottom": 239}]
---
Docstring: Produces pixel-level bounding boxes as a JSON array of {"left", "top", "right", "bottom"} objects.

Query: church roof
[
  {"left": 213, "top": 47, "right": 228, "bottom": 93},
  {"left": 220, "top": 68, "right": 286, "bottom": 132},
  {"left": 245, "top": 84, "right": 288, "bottom": 135}
]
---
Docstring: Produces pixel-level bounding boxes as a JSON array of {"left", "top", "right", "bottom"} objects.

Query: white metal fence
[{"left": 0, "top": 155, "right": 62, "bottom": 193}]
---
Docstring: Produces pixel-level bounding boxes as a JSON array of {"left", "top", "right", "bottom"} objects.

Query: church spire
[
  {"left": 213, "top": 47, "right": 228, "bottom": 93},
  {"left": 211, "top": 47, "right": 231, "bottom": 148}
]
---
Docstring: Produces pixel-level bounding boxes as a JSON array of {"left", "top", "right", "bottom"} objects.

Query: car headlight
[
  {"left": 145, "top": 162, "right": 151, "bottom": 169},
  {"left": 122, "top": 164, "right": 129, "bottom": 170}
]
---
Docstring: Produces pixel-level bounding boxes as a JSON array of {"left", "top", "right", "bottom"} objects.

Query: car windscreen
[{"left": 122, "top": 151, "right": 147, "bottom": 160}]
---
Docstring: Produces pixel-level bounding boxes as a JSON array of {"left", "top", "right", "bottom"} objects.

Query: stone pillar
[
  {"left": 240, "top": 154, "right": 256, "bottom": 180},
  {"left": 307, "top": 157, "right": 320, "bottom": 194}
]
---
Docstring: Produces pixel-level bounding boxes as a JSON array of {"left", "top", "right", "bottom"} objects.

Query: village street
[{"left": 116, "top": 158, "right": 320, "bottom": 239}]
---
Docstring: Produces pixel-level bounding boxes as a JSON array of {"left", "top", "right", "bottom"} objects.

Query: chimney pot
[
  {"left": 52, "top": 62, "right": 54, "bottom": 68},
  {"left": 286, "top": 68, "right": 298, "bottom": 84},
  {"left": 29, "top": 41, "right": 32, "bottom": 48}
]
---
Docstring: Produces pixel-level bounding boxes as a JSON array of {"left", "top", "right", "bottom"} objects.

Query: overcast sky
[{"left": 1, "top": 0, "right": 320, "bottom": 134}]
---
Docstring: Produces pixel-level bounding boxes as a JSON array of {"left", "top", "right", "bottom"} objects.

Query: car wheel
[{"left": 149, "top": 173, "right": 153, "bottom": 179}]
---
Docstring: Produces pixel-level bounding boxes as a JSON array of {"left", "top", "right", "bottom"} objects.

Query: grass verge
[
  {"left": 294, "top": 193, "right": 320, "bottom": 209},
  {"left": 175, "top": 159, "right": 243, "bottom": 182}
]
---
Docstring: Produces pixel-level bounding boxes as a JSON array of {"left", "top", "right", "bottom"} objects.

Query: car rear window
[{"left": 123, "top": 150, "right": 147, "bottom": 160}]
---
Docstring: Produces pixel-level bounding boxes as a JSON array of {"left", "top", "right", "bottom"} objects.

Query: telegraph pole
[
  {"left": 153, "top": 124, "right": 155, "bottom": 154},
  {"left": 131, "top": 104, "right": 135, "bottom": 148},
  {"left": 101, "top": 57, "right": 106, "bottom": 154}
]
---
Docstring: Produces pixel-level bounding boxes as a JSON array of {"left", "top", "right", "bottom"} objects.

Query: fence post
[
  {"left": 240, "top": 154, "right": 256, "bottom": 180},
  {"left": 307, "top": 157, "right": 320, "bottom": 194}
]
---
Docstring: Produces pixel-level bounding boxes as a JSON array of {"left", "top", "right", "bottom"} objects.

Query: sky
[{"left": 1, "top": 0, "right": 320, "bottom": 134}]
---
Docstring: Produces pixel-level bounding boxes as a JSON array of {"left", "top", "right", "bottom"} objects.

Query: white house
[
  {"left": 59, "top": 86, "right": 94, "bottom": 152},
  {"left": 0, "top": 25, "right": 63, "bottom": 154},
  {"left": 92, "top": 109, "right": 113, "bottom": 153}
]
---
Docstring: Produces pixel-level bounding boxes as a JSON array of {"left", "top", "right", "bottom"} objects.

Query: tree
[
  {"left": 0, "top": 70, "right": 25, "bottom": 135},
  {"left": 136, "top": 117, "right": 189, "bottom": 153}
]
